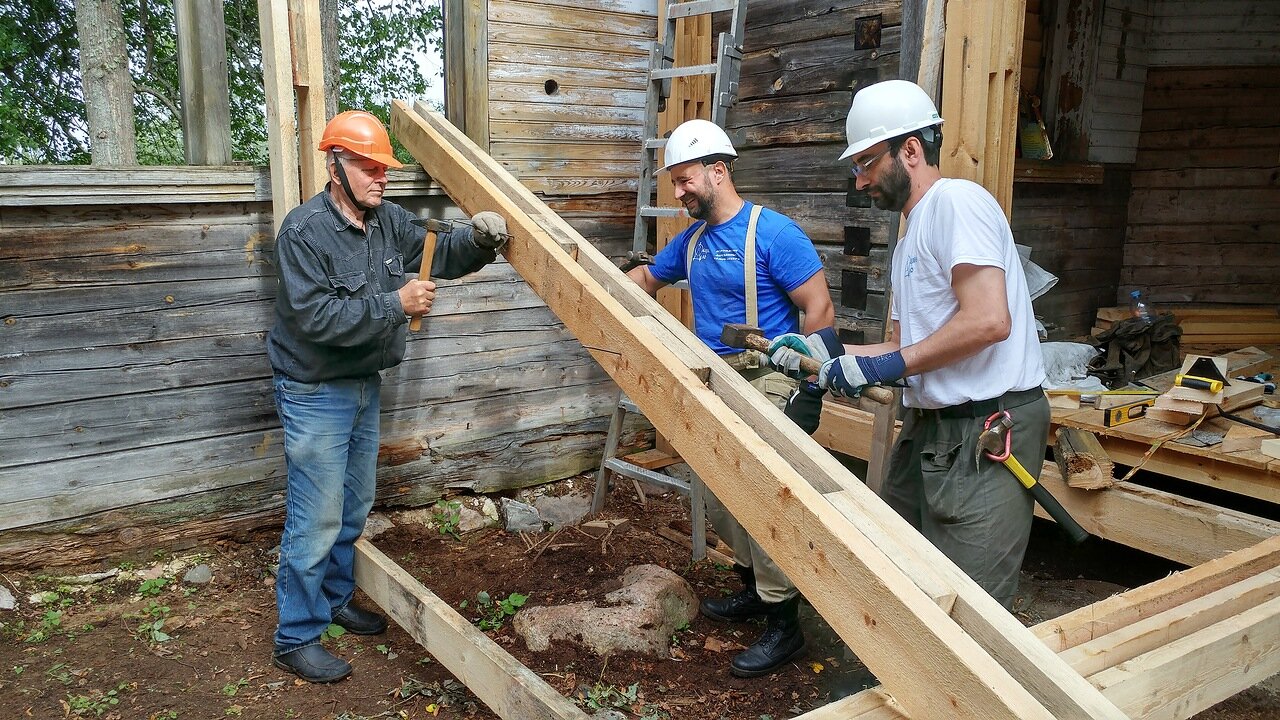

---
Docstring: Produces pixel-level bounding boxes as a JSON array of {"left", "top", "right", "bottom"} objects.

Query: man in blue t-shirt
[{"left": 626, "top": 119, "right": 834, "bottom": 677}]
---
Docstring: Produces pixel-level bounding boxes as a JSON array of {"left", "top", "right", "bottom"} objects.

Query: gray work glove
[
  {"left": 765, "top": 327, "right": 844, "bottom": 380},
  {"left": 470, "top": 211, "right": 509, "bottom": 250}
]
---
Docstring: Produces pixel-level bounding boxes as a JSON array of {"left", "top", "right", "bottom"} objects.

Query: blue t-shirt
[{"left": 649, "top": 201, "right": 823, "bottom": 355}]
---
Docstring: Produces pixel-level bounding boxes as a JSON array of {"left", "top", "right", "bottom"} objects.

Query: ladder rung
[
  {"left": 651, "top": 63, "right": 718, "bottom": 80},
  {"left": 617, "top": 395, "right": 641, "bottom": 414},
  {"left": 644, "top": 138, "right": 668, "bottom": 150},
  {"left": 603, "top": 458, "right": 692, "bottom": 495},
  {"left": 640, "top": 206, "right": 686, "bottom": 218},
  {"left": 668, "top": 0, "right": 738, "bottom": 19}
]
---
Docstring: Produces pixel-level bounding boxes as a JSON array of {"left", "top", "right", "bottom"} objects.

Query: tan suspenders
[{"left": 684, "top": 203, "right": 765, "bottom": 335}]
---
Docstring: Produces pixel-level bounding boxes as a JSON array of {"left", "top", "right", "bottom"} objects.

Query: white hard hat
[
  {"left": 839, "top": 80, "right": 944, "bottom": 160},
  {"left": 658, "top": 119, "right": 738, "bottom": 173}
]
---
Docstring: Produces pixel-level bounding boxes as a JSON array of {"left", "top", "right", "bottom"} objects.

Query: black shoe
[
  {"left": 730, "top": 596, "right": 806, "bottom": 678},
  {"left": 273, "top": 644, "right": 352, "bottom": 683},
  {"left": 701, "top": 565, "right": 768, "bottom": 623},
  {"left": 333, "top": 603, "right": 388, "bottom": 635}
]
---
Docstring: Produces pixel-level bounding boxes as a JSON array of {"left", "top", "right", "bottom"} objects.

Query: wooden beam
[
  {"left": 389, "top": 102, "right": 1130, "bottom": 720},
  {"left": 174, "top": 0, "right": 232, "bottom": 164},
  {"left": 800, "top": 535, "right": 1280, "bottom": 720},
  {"left": 288, "top": 0, "right": 328, "bottom": 198},
  {"left": 353, "top": 538, "right": 591, "bottom": 720},
  {"left": 257, "top": 0, "right": 301, "bottom": 231}
]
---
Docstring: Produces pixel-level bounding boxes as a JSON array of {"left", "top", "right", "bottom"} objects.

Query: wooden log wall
[
  {"left": 1122, "top": 65, "right": 1280, "bottom": 305},
  {"left": 727, "top": 0, "right": 903, "bottom": 342},
  {"left": 1018, "top": 169, "right": 1132, "bottom": 338},
  {"left": 485, "top": 0, "right": 657, "bottom": 257},
  {"left": 0, "top": 168, "right": 645, "bottom": 569}
]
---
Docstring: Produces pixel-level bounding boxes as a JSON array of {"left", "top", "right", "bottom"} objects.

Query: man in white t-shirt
[{"left": 767, "top": 80, "right": 1049, "bottom": 609}]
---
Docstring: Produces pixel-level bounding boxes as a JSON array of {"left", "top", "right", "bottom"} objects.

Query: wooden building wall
[
  {"left": 485, "top": 0, "right": 657, "bottom": 257},
  {"left": 728, "top": 0, "right": 902, "bottom": 342},
  {"left": 0, "top": 168, "right": 642, "bottom": 568},
  {"left": 1123, "top": 65, "right": 1280, "bottom": 304}
]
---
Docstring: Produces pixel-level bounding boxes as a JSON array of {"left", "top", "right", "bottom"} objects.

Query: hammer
[
  {"left": 720, "top": 323, "right": 894, "bottom": 405},
  {"left": 976, "top": 413, "right": 1090, "bottom": 544},
  {"left": 407, "top": 218, "right": 450, "bottom": 331}
]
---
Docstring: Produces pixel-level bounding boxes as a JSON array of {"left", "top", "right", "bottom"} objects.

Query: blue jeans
[{"left": 272, "top": 372, "right": 381, "bottom": 653}]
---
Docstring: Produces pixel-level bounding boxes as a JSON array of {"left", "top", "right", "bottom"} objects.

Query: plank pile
[{"left": 1093, "top": 304, "right": 1280, "bottom": 347}]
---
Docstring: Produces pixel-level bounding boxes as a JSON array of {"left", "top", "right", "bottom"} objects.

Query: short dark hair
[{"left": 889, "top": 126, "right": 943, "bottom": 166}]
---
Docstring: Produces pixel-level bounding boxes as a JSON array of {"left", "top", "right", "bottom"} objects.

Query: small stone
[
  {"left": 502, "top": 498, "right": 543, "bottom": 533},
  {"left": 480, "top": 498, "right": 499, "bottom": 524},
  {"left": 182, "top": 564, "right": 213, "bottom": 585},
  {"left": 363, "top": 512, "right": 395, "bottom": 539},
  {"left": 0, "top": 586, "right": 15, "bottom": 611},
  {"left": 533, "top": 492, "right": 592, "bottom": 529},
  {"left": 457, "top": 506, "right": 495, "bottom": 534}
]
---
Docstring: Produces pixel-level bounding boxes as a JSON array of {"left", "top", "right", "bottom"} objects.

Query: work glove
[
  {"left": 818, "top": 351, "right": 907, "bottom": 399},
  {"left": 783, "top": 380, "right": 826, "bottom": 435},
  {"left": 470, "top": 211, "right": 509, "bottom": 250},
  {"left": 765, "top": 327, "right": 844, "bottom": 380}
]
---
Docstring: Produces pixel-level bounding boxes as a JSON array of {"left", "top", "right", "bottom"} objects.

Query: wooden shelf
[{"left": 1013, "top": 159, "right": 1105, "bottom": 184}]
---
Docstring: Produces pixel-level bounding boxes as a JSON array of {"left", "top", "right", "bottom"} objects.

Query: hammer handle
[
  {"left": 408, "top": 229, "right": 438, "bottom": 332},
  {"left": 741, "top": 334, "right": 895, "bottom": 406}
]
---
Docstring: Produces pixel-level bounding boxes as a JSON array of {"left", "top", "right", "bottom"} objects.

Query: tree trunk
[
  {"left": 75, "top": 0, "right": 137, "bottom": 165},
  {"left": 320, "top": 0, "right": 339, "bottom": 118}
]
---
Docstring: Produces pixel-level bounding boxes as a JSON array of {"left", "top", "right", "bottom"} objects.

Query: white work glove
[
  {"left": 765, "top": 327, "right": 844, "bottom": 380},
  {"left": 470, "top": 211, "right": 508, "bottom": 250}
]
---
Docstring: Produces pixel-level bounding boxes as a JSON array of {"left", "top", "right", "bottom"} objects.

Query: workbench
[{"left": 1050, "top": 345, "right": 1280, "bottom": 505}]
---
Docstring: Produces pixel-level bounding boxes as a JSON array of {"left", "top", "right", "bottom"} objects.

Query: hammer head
[
  {"left": 720, "top": 323, "right": 764, "bottom": 350},
  {"left": 410, "top": 217, "right": 453, "bottom": 233},
  {"left": 974, "top": 415, "right": 1013, "bottom": 464}
]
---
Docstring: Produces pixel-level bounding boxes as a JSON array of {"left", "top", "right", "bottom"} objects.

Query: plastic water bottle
[{"left": 1129, "top": 289, "right": 1155, "bottom": 324}]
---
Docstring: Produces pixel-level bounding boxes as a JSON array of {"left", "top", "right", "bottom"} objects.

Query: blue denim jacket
[{"left": 266, "top": 188, "right": 495, "bottom": 382}]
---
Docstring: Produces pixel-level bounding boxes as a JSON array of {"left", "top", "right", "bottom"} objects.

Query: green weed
[
  {"left": 472, "top": 591, "right": 527, "bottom": 631},
  {"left": 25, "top": 609, "right": 63, "bottom": 643},
  {"left": 432, "top": 500, "right": 463, "bottom": 540},
  {"left": 221, "top": 678, "right": 249, "bottom": 697},
  {"left": 137, "top": 577, "right": 169, "bottom": 597}
]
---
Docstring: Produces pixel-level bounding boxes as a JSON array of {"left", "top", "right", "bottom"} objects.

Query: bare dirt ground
[{"left": 2, "top": 472, "right": 1277, "bottom": 720}]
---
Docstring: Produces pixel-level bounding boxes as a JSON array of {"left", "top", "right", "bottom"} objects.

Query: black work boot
[
  {"left": 273, "top": 644, "right": 352, "bottom": 683},
  {"left": 700, "top": 564, "right": 768, "bottom": 623},
  {"left": 730, "top": 595, "right": 806, "bottom": 678},
  {"left": 333, "top": 602, "right": 388, "bottom": 635}
]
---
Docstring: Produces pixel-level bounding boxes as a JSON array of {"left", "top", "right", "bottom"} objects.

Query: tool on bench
[
  {"left": 406, "top": 218, "right": 448, "bottom": 331},
  {"left": 1175, "top": 374, "right": 1224, "bottom": 393},
  {"left": 719, "top": 323, "right": 895, "bottom": 405},
  {"left": 977, "top": 411, "right": 1090, "bottom": 544},
  {"left": 1104, "top": 397, "right": 1156, "bottom": 427}
]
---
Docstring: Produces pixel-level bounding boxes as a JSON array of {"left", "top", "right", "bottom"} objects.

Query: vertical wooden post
[
  {"left": 258, "top": 0, "right": 300, "bottom": 231},
  {"left": 1043, "top": 0, "right": 1103, "bottom": 162},
  {"left": 445, "top": 0, "right": 489, "bottom": 151},
  {"left": 289, "top": 0, "right": 329, "bottom": 199},
  {"left": 940, "top": 0, "right": 1027, "bottom": 219},
  {"left": 175, "top": 0, "right": 232, "bottom": 165}
]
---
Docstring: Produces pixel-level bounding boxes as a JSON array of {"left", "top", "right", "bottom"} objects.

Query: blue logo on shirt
[{"left": 904, "top": 254, "right": 918, "bottom": 278}]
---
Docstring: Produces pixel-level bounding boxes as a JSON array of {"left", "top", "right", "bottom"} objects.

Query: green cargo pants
[{"left": 880, "top": 393, "right": 1050, "bottom": 610}]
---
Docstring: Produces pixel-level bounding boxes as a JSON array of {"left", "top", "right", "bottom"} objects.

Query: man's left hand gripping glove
[
  {"left": 765, "top": 327, "right": 845, "bottom": 380},
  {"left": 818, "top": 352, "right": 906, "bottom": 398}
]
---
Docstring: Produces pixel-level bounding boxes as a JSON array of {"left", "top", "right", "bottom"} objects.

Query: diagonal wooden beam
[{"left": 388, "top": 101, "right": 1128, "bottom": 720}]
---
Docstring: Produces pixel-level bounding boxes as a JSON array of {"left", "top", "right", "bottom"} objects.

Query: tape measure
[
  {"left": 1175, "top": 374, "right": 1223, "bottom": 392},
  {"left": 1104, "top": 398, "right": 1156, "bottom": 427}
]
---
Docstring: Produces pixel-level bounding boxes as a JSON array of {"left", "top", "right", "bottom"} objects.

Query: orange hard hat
[{"left": 318, "top": 110, "right": 403, "bottom": 168}]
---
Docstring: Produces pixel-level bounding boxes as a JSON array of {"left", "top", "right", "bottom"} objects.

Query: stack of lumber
[
  {"left": 1147, "top": 354, "right": 1267, "bottom": 426},
  {"left": 1092, "top": 304, "right": 1280, "bottom": 347}
]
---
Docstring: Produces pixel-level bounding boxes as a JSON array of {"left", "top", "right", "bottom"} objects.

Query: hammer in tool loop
[
  {"left": 976, "top": 410, "right": 1090, "bottom": 544},
  {"left": 719, "top": 323, "right": 894, "bottom": 405}
]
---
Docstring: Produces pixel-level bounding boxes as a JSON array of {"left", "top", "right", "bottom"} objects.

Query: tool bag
[{"left": 1087, "top": 313, "right": 1182, "bottom": 388}]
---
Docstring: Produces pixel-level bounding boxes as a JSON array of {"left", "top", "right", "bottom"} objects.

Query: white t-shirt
[{"left": 890, "top": 178, "right": 1045, "bottom": 409}]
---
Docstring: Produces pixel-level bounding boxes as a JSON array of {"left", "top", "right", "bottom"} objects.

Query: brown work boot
[{"left": 700, "top": 565, "right": 768, "bottom": 622}]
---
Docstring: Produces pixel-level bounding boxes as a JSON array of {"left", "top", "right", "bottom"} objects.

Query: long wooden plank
[
  {"left": 390, "top": 102, "right": 1128, "bottom": 720},
  {"left": 354, "top": 538, "right": 590, "bottom": 720},
  {"left": 256, "top": 0, "right": 300, "bottom": 231}
]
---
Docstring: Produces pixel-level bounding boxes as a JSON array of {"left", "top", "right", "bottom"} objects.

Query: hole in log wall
[
  {"left": 844, "top": 226, "right": 871, "bottom": 256},
  {"left": 855, "top": 15, "right": 882, "bottom": 50},
  {"left": 544, "top": 79, "right": 560, "bottom": 95},
  {"left": 841, "top": 270, "right": 869, "bottom": 309},
  {"left": 846, "top": 178, "right": 873, "bottom": 208}
]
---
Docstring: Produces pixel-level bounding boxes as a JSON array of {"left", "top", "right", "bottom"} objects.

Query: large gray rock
[
  {"left": 513, "top": 564, "right": 697, "bottom": 658},
  {"left": 182, "top": 564, "right": 213, "bottom": 585},
  {"left": 0, "top": 585, "right": 14, "bottom": 611},
  {"left": 362, "top": 512, "right": 395, "bottom": 539},
  {"left": 533, "top": 492, "right": 592, "bottom": 529},
  {"left": 502, "top": 498, "right": 543, "bottom": 533}
]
